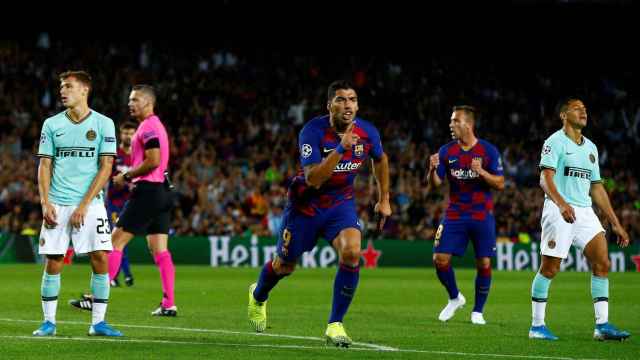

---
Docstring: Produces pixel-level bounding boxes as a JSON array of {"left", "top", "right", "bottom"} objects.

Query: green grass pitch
[{"left": 0, "top": 264, "right": 638, "bottom": 359}]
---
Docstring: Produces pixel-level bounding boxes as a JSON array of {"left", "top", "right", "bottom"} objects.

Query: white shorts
[
  {"left": 540, "top": 199, "right": 605, "bottom": 258},
  {"left": 39, "top": 202, "right": 113, "bottom": 255}
]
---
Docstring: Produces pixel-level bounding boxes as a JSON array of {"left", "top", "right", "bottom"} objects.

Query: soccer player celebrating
[
  {"left": 528, "top": 98, "right": 631, "bottom": 341},
  {"left": 247, "top": 80, "right": 391, "bottom": 347},
  {"left": 426, "top": 105, "right": 505, "bottom": 325},
  {"left": 33, "top": 70, "right": 122, "bottom": 337}
]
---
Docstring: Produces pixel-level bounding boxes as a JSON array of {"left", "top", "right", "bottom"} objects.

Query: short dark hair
[
  {"left": 132, "top": 84, "right": 156, "bottom": 104},
  {"left": 555, "top": 97, "right": 582, "bottom": 119},
  {"left": 452, "top": 105, "right": 477, "bottom": 122},
  {"left": 59, "top": 70, "right": 92, "bottom": 94},
  {"left": 119, "top": 121, "right": 138, "bottom": 131},
  {"left": 327, "top": 80, "right": 355, "bottom": 102}
]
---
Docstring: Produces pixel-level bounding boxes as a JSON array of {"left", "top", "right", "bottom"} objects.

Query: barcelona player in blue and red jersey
[
  {"left": 426, "top": 105, "right": 505, "bottom": 325},
  {"left": 106, "top": 121, "right": 137, "bottom": 287},
  {"left": 247, "top": 80, "right": 391, "bottom": 347}
]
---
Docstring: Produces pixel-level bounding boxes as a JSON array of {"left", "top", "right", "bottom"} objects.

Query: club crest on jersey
[
  {"left": 589, "top": 153, "right": 596, "bottom": 163},
  {"left": 354, "top": 144, "right": 364, "bottom": 157},
  {"left": 86, "top": 129, "right": 97, "bottom": 141}
]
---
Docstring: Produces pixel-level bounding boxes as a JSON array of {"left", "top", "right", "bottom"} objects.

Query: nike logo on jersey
[
  {"left": 448, "top": 159, "right": 457, "bottom": 164},
  {"left": 323, "top": 147, "right": 334, "bottom": 154},
  {"left": 566, "top": 152, "right": 574, "bottom": 155},
  {"left": 56, "top": 133, "right": 64, "bottom": 137}
]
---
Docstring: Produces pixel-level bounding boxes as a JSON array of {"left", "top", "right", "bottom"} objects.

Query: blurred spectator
[{"left": 0, "top": 38, "right": 638, "bottom": 246}]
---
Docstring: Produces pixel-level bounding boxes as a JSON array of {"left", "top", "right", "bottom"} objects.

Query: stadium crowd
[{"left": 1, "top": 35, "right": 639, "bottom": 244}]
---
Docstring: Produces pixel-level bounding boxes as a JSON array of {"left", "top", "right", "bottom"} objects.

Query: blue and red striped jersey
[
  {"left": 107, "top": 147, "right": 133, "bottom": 208},
  {"left": 436, "top": 139, "right": 503, "bottom": 221},
  {"left": 288, "top": 115, "right": 383, "bottom": 215}
]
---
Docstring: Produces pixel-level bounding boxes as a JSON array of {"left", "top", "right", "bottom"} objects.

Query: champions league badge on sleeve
[{"left": 301, "top": 144, "right": 312, "bottom": 158}]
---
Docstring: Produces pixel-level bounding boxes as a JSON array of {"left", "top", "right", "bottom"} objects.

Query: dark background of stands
[{"left": 1, "top": 33, "right": 638, "bottom": 246}]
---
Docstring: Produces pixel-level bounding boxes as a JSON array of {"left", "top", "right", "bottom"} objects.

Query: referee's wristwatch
[{"left": 123, "top": 172, "right": 132, "bottom": 182}]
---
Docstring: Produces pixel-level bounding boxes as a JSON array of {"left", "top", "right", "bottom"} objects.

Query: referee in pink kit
[{"left": 109, "top": 85, "right": 177, "bottom": 316}]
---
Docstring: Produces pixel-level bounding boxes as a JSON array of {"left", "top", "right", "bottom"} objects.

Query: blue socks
[
  {"left": 41, "top": 272, "right": 60, "bottom": 300},
  {"left": 435, "top": 262, "right": 459, "bottom": 300},
  {"left": 531, "top": 272, "right": 551, "bottom": 301},
  {"left": 591, "top": 275, "right": 609, "bottom": 300},
  {"left": 329, "top": 263, "right": 360, "bottom": 323},
  {"left": 473, "top": 266, "right": 492, "bottom": 313},
  {"left": 253, "top": 261, "right": 286, "bottom": 302},
  {"left": 121, "top": 247, "right": 132, "bottom": 278},
  {"left": 91, "top": 273, "right": 110, "bottom": 302},
  {"left": 41, "top": 272, "right": 60, "bottom": 323},
  {"left": 591, "top": 275, "right": 609, "bottom": 325}
]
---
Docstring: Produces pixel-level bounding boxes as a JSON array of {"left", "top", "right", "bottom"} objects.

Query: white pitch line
[
  {"left": 0, "top": 319, "right": 609, "bottom": 360},
  {"left": 0, "top": 335, "right": 372, "bottom": 351},
  {"left": 0, "top": 318, "right": 396, "bottom": 351},
  {"left": 0, "top": 335, "right": 609, "bottom": 360}
]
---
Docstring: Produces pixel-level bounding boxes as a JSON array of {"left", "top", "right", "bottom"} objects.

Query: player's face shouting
[
  {"left": 59, "top": 77, "right": 88, "bottom": 108},
  {"left": 328, "top": 89, "right": 359, "bottom": 127},
  {"left": 563, "top": 100, "right": 587, "bottom": 128}
]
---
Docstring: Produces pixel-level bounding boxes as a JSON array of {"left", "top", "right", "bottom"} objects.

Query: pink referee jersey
[{"left": 131, "top": 114, "right": 169, "bottom": 183}]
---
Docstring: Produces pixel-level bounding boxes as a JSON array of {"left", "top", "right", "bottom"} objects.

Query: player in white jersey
[
  {"left": 33, "top": 71, "right": 122, "bottom": 337},
  {"left": 528, "top": 97, "right": 630, "bottom": 341}
]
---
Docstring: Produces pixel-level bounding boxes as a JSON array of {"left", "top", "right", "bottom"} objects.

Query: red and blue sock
[
  {"left": 328, "top": 263, "right": 360, "bottom": 323},
  {"left": 473, "top": 265, "right": 492, "bottom": 313},
  {"left": 435, "top": 261, "right": 459, "bottom": 300}
]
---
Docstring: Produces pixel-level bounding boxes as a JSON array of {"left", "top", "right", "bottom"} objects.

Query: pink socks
[
  {"left": 154, "top": 251, "right": 175, "bottom": 308},
  {"left": 108, "top": 250, "right": 123, "bottom": 281}
]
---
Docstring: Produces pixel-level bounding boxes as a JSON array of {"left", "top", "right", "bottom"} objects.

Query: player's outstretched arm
[
  {"left": 38, "top": 157, "right": 57, "bottom": 226},
  {"left": 69, "top": 156, "right": 114, "bottom": 228},
  {"left": 590, "top": 182, "right": 630, "bottom": 247},
  {"left": 372, "top": 153, "right": 391, "bottom": 230},
  {"left": 540, "top": 168, "right": 576, "bottom": 224}
]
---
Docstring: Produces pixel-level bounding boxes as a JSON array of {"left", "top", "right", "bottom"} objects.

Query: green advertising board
[
  {"left": 6, "top": 233, "right": 640, "bottom": 272},
  {"left": 101, "top": 234, "right": 640, "bottom": 272}
]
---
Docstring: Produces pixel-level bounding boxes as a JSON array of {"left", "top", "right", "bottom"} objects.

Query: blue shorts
[
  {"left": 276, "top": 201, "right": 361, "bottom": 262},
  {"left": 433, "top": 215, "right": 496, "bottom": 258},
  {"left": 106, "top": 203, "right": 124, "bottom": 228}
]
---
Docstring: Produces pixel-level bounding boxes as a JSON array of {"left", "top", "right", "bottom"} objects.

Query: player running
[{"left": 247, "top": 80, "right": 391, "bottom": 347}]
